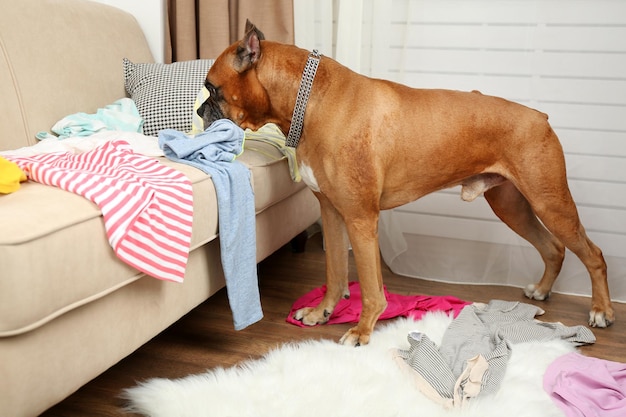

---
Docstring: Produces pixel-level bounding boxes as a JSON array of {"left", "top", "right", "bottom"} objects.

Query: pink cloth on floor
[
  {"left": 286, "top": 281, "right": 470, "bottom": 327},
  {"left": 544, "top": 351, "right": 626, "bottom": 417}
]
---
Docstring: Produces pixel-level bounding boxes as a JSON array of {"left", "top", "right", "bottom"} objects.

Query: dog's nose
[
  {"left": 197, "top": 98, "right": 226, "bottom": 130},
  {"left": 197, "top": 103, "right": 206, "bottom": 119}
]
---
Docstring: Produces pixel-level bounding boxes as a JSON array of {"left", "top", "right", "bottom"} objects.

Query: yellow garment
[
  {"left": 190, "top": 85, "right": 211, "bottom": 136},
  {"left": 244, "top": 124, "right": 301, "bottom": 182},
  {"left": 0, "top": 156, "right": 27, "bottom": 194}
]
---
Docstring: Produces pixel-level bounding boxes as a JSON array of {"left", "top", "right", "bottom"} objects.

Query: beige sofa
[{"left": 0, "top": 1, "right": 320, "bottom": 416}]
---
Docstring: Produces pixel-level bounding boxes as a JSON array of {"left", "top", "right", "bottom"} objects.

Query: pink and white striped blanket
[{"left": 7, "top": 140, "right": 193, "bottom": 282}]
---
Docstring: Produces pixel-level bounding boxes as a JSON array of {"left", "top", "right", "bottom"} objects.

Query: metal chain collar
[{"left": 285, "top": 49, "right": 321, "bottom": 148}]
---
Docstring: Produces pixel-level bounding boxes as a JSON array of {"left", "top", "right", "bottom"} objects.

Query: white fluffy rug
[{"left": 123, "top": 312, "right": 572, "bottom": 417}]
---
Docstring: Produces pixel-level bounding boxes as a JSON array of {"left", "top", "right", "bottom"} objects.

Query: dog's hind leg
[
  {"left": 520, "top": 181, "right": 614, "bottom": 328},
  {"left": 292, "top": 193, "right": 350, "bottom": 326},
  {"left": 484, "top": 181, "right": 566, "bottom": 301},
  {"left": 494, "top": 163, "right": 613, "bottom": 327}
]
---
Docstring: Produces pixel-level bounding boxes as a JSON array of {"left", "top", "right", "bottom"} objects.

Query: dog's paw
[
  {"left": 339, "top": 327, "right": 370, "bottom": 347},
  {"left": 524, "top": 284, "right": 550, "bottom": 301},
  {"left": 589, "top": 309, "right": 614, "bottom": 328},
  {"left": 293, "top": 307, "right": 330, "bottom": 326}
]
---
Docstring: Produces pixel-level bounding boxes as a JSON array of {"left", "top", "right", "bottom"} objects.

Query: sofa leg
[{"left": 290, "top": 230, "right": 309, "bottom": 253}]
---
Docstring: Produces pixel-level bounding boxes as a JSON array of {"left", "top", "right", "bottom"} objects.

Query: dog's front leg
[
  {"left": 339, "top": 213, "right": 387, "bottom": 347},
  {"left": 293, "top": 194, "right": 350, "bottom": 325}
]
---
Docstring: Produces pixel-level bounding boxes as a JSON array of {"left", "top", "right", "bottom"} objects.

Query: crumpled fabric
[
  {"left": 36, "top": 97, "right": 143, "bottom": 140},
  {"left": 286, "top": 281, "right": 469, "bottom": 327},
  {"left": 6, "top": 140, "right": 193, "bottom": 282},
  {"left": 544, "top": 351, "right": 626, "bottom": 417},
  {"left": 0, "top": 156, "right": 27, "bottom": 194},
  {"left": 190, "top": 87, "right": 300, "bottom": 182},
  {"left": 395, "top": 300, "right": 596, "bottom": 408},
  {"left": 159, "top": 119, "right": 262, "bottom": 330}
]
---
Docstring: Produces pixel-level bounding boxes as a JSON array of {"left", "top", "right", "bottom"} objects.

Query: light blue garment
[
  {"left": 158, "top": 119, "right": 262, "bottom": 330},
  {"left": 36, "top": 98, "right": 144, "bottom": 140}
]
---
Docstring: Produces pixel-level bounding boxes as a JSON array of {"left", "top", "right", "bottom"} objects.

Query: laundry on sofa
[
  {"left": 159, "top": 120, "right": 263, "bottom": 330},
  {"left": 35, "top": 97, "right": 144, "bottom": 140},
  {"left": 0, "top": 3, "right": 320, "bottom": 414},
  {"left": 5, "top": 140, "right": 194, "bottom": 283},
  {"left": 0, "top": 156, "right": 27, "bottom": 194},
  {"left": 3, "top": 112, "right": 265, "bottom": 329}
]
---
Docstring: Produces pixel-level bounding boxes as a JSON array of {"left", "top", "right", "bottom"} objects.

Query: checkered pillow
[{"left": 123, "top": 58, "right": 214, "bottom": 137}]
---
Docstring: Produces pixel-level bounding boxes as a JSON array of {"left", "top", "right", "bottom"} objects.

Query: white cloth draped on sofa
[{"left": 293, "top": 0, "right": 626, "bottom": 302}]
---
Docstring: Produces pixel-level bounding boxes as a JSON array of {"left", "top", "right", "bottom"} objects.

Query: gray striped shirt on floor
[{"left": 395, "top": 300, "right": 596, "bottom": 408}]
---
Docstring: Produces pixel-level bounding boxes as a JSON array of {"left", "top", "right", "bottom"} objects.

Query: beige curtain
[{"left": 166, "top": 0, "right": 294, "bottom": 63}]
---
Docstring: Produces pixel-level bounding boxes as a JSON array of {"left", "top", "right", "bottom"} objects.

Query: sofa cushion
[
  {"left": 123, "top": 58, "right": 214, "bottom": 137},
  {"left": 0, "top": 142, "right": 307, "bottom": 337}
]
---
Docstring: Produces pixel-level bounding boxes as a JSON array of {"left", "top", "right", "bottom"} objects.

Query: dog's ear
[
  {"left": 234, "top": 20, "right": 265, "bottom": 73},
  {"left": 244, "top": 19, "right": 265, "bottom": 41}
]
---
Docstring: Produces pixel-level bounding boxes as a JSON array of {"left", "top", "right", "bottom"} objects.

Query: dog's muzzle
[
  {"left": 197, "top": 96, "right": 225, "bottom": 130},
  {"left": 197, "top": 81, "right": 226, "bottom": 129}
]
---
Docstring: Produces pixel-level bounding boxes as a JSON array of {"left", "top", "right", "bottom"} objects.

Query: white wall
[{"left": 93, "top": 0, "right": 165, "bottom": 63}]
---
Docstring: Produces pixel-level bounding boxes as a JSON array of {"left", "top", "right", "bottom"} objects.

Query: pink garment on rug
[
  {"left": 544, "top": 351, "right": 626, "bottom": 417},
  {"left": 286, "top": 281, "right": 470, "bottom": 327}
]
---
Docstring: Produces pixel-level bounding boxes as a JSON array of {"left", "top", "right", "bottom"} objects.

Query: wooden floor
[{"left": 42, "top": 232, "right": 626, "bottom": 416}]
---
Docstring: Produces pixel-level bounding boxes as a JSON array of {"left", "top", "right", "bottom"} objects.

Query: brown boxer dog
[{"left": 198, "top": 21, "right": 614, "bottom": 346}]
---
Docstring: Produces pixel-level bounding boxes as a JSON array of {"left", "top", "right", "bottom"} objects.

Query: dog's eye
[{"left": 205, "top": 81, "right": 221, "bottom": 99}]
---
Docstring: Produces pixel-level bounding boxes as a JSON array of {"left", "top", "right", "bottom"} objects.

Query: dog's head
[{"left": 197, "top": 20, "right": 272, "bottom": 131}]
